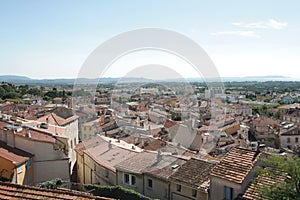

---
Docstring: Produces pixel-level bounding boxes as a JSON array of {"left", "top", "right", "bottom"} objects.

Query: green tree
[
  {"left": 0, "top": 87, "right": 6, "bottom": 98},
  {"left": 257, "top": 155, "right": 300, "bottom": 199},
  {"left": 28, "top": 88, "right": 41, "bottom": 96},
  {"left": 37, "top": 178, "right": 63, "bottom": 189},
  {"left": 4, "top": 91, "right": 21, "bottom": 99},
  {"left": 18, "top": 84, "right": 29, "bottom": 95}
]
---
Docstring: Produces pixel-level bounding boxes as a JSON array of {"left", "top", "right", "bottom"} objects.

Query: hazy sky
[{"left": 0, "top": 1, "right": 299, "bottom": 79}]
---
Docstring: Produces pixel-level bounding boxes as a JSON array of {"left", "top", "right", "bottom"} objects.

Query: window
[
  {"left": 124, "top": 174, "right": 130, "bottom": 184},
  {"left": 224, "top": 186, "right": 234, "bottom": 200},
  {"left": 17, "top": 165, "right": 23, "bottom": 174},
  {"left": 287, "top": 137, "right": 291, "bottom": 143},
  {"left": 131, "top": 175, "right": 136, "bottom": 185},
  {"left": 176, "top": 184, "right": 181, "bottom": 192},
  {"left": 123, "top": 173, "right": 136, "bottom": 186},
  {"left": 105, "top": 170, "right": 109, "bottom": 178},
  {"left": 147, "top": 179, "right": 153, "bottom": 188},
  {"left": 296, "top": 138, "right": 299, "bottom": 143},
  {"left": 192, "top": 189, "right": 197, "bottom": 197}
]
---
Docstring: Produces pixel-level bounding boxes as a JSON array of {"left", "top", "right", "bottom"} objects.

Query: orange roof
[
  {"left": 16, "top": 128, "right": 56, "bottom": 143},
  {"left": 0, "top": 120, "right": 56, "bottom": 144},
  {"left": 75, "top": 135, "right": 138, "bottom": 172},
  {"left": 37, "top": 113, "right": 78, "bottom": 127},
  {"left": 24, "top": 120, "right": 66, "bottom": 137},
  {"left": 164, "top": 119, "right": 177, "bottom": 128},
  {"left": 170, "top": 158, "right": 214, "bottom": 191},
  {"left": 0, "top": 141, "right": 33, "bottom": 166},
  {"left": 0, "top": 181, "right": 111, "bottom": 200},
  {"left": 242, "top": 169, "right": 287, "bottom": 200},
  {"left": 210, "top": 148, "right": 260, "bottom": 184}
]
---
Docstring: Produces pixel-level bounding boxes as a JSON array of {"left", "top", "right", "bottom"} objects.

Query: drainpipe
[
  {"left": 168, "top": 182, "right": 171, "bottom": 200},
  {"left": 83, "top": 155, "right": 85, "bottom": 184},
  {"left": 14, "top": 167, "right": 17, "bottom": 184},
  {"left": 115, "top": 169, "right": 118, "bottom": 185},
  {"left": 142, "top": 173, "right": 145, "bottom": 195}
]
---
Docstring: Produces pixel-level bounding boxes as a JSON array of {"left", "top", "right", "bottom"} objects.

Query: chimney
[
  {"left": 108, "top": 140, "right": 112, "bottom": 149},
  {"left": 172, "top": 149, "right": 178, "bottom": 155},
  {"left": 25, "top": 128, "right": 31, "bottom": 138},
  {"left": 137, "top": 133, "right": 141, "bottom": 144},
  {"left": 157, "top": 151, "right": 162, "bottom": 162},
  {"left": 6, "top": 128, "right": 15, "bottom": 148}
]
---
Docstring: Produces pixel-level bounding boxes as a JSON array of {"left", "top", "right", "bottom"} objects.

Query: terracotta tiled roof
[
  {"left": 0, "top": 181, "right": 111, "bottom": 200},
  {"left": 37, "top": 112, "right": 78, "bottom": 127},
  {"left": 143, "top": 139, "right": 165, "bottom": 151},
  {"left": 280, "top": 126, "right": 300, "bottom": 136},
  {"left": 144, "top": 155, "right": 186, "bottom": 180},
  {"left": 149, "top": 127, "right": 161, "bottom": 136},
  {"left": 116, "top": 152, "right": 159, "bottom": 174},
  {"left": 210, "top": 147, "right": 260, "bottom": 184},
  {"left": 15, "top": 128, "right": 56, "bottom": 143},
  {"left": 23, "top": 118, "right": 67, "bottom": 136},
  {"left": 253, "top": 116, "right": 279, "bottom": 132},
  {"left": 116, "top": 151, "right": 186, "bottom": 180},
  {"left": 75, "top": 135, "right": 138, "bottom": 172},
  {"left": 164, "top": 119, "right": 177, "bottom": 128},
  {"left": 0, "top": 120, "right": 56, "bottom": 143},
  {"left": 74, "top": 141, "right": 85, "bottom": 156},
  {"left": 0, "top": 141, "right": 33, "bottom": 165},
  {"left": 169, "top": 158, "right": 215, "bottom": 191},
  {"left": 100, "top": 119, "right": 116, "bottom": 130},
  {"left": 242, "top": 169, "right": 287, "bottom": 200}
]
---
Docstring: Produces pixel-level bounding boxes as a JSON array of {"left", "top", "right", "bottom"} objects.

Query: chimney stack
[
  {"left": 157, "top": 151, "right": 162, "bottom": 162},
  {"left": 108, "top": 140, "right": 112, "bottom": 149},
  {"left": 25, "top": 128, "right": 31, "bottom": 138}
]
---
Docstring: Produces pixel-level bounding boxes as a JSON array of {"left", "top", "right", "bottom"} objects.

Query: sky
[{"left": 0, "top": 0, "right": 300, "bottom": 79}]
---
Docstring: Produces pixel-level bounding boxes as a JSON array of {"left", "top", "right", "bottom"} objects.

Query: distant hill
[
  {"left": 0, "top": 75, "right": 298, "bottom": 85},
  {"left": 0, "top": 75, "right": 152, "bottom": 85},
  {"left": 0, "top": 75, "right": 31, "bottom": 82}
]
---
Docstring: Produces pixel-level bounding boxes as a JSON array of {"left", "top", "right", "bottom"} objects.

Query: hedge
[{"left": 84, "top": 185, "right": 152, "bottom": 200}]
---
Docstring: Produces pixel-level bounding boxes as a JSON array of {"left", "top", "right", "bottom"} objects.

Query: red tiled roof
[
  {"left": 242, "top": 169, "right": 287, "bottom": 200},
  {"left": 280, "top": 126, "right": 300, "bottom": 136},
  {"left": 170, "top": 158, "right": 215, "bottom": 191},
  {"left": 0, "top": 181, "right": 111, "bottom": 200},
  {"left": 143, "top": 139, "right": 165, "bottom": 151},
  {"left": 210, "top": 147, "right": 260, "bottom": 184},
  {"left": 144, "top": 155, "right": 186, "bottom": 180},
  {"left": 0, "top": 141, "right": 33, "bottom": 165},
  {"left": 75, "top": 135, "right": 138, "bottom": 173},
  {"left": 15, "top": 128, "right": 56, "bottom": 144},
  {"left": 164, "top": 119, "right": 177, "bottom": 128},
  {"left": 0, "top": 120, "right": 56, "bottom": 143},
  {"left": 37, "top": 113, "right": 78, "bottom": 127}
]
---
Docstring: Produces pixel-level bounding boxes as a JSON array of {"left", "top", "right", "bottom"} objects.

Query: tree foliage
[
  {"left": 37, "top": 178, "right": 63, "bottom": 189},
  {"left": 84, "top": 185, "right": 151, "bottom": 200},
  {"left": 257, "top": 155, "right": 300, "bottom": 200}
]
